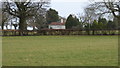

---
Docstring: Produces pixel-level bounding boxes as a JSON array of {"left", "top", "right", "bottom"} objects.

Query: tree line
[{"left": 1, "top": 0, "right": 120, "bottom": 35}]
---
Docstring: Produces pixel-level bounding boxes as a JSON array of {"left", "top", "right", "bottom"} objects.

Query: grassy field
[{"left": 2, "top": 36, "right": 118, "bottom": 66}]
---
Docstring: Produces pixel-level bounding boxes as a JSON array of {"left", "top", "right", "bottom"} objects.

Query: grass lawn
[{"left": 2, "top": 36, "right": 118, "bottom": 66}]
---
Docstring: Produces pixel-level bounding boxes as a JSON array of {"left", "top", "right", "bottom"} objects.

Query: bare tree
[
  {"left": 103, "top": 0, "right": 120, "bottom": 28},
  {"left": 2, "top": 12, "right": 13, "bottom": 30},
  {"left": 1, "top": 3, "right": 12, "bottom": 30},
  {"left": 27, "top": 7, "right": 47, "bottom": 30},
  {"left": 84, "top": 7, "right": 98, "bottom": 24},
  {"left": 78, "top": 4, "right": 99, "bottom": 35},
  {"left": 103, "top": 0, "right": 120, "bottom": 18},
  {"left": 12, "top": 17, "right": 19, "bottom": 30},
  {"left": 87, "top": 0, "right": 120, "bottom": 28},
  {"left": 3, "top": 0, "right": 50, "bottom": 31}
]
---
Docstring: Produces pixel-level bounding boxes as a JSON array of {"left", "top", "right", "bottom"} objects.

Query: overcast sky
[
  {"left": 50, "top": 0, "right": 91, "bottom": 18},
  {"left": 0, "top": 0, "right": 104, "bottom": 18},
  {"left": 50, "top": 2, "right": 90, "bottom": 18}
]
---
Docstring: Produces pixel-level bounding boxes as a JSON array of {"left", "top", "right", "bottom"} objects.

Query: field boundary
[{"left": 1, "top": 29, "right": 119, "bottom": 36}]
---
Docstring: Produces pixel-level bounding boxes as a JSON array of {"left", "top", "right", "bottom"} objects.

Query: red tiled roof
[{"left": 49, "top": 22, "right": 65, "bottom": 25}]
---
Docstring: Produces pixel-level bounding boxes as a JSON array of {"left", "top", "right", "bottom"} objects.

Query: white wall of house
[{"left": 49, "top": 25, "right": 65, "bottom": 29}]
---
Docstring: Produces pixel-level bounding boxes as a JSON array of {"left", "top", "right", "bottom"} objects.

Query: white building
[{"left": 49, "top": 22, "right": 66, "bottom": 29}]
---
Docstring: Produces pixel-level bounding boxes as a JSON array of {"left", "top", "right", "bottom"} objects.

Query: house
[
  {"left": 59, "top": 16, "right": 66, "bottom": 23},
  {"left": 48, "top": 17, "right": 66, "bottom": 29},
  {"left": 49, "top": 22, "right": 66, "bottom": 29}
]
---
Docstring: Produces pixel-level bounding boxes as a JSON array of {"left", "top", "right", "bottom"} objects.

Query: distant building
[
  {"left": 59, "top": 16, "right": 66, "bottom": 23},
  {"left": 49, "top": 22, "right": 65, "bottom": 29},
  {"left": 48, "top": 17, "right": 66, "bottom": 29}
]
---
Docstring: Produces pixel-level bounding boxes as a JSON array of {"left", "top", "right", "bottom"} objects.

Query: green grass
[{"left": 2, "top": 36, "right": 118, "bottom": 66}]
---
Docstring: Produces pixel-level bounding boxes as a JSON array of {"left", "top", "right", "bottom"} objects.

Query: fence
[{"left": 1, "top": 29, "right": 119, "bottom": 36}]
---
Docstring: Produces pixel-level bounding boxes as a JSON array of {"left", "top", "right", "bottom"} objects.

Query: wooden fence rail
[{"left": 0, "top": 29, "right": 119, "bottom": 36}]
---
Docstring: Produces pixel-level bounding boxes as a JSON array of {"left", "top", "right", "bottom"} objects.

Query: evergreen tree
[
  {"left": 98, "top": 17, "right": 108, "bottom": 29},
  {"left": 98, "top": 22, "right": 104, "bottom": 30},
  {"left": 46, "top": 8, "right": 59, "bottom": 24},
  {"left": 92, "top": 20, "right": 98, "bottom": 30},
  {"left": 113, "top": 17, "right": 118, "bottom": 29},
  {"left": 65, "top": 14, "right": 79, "bottom": 29},
  {"left": 107, "top": 20, "right": 116, "bottom": 29},
  {"left": 91, "top": 20, "right": 98, "bottom": 35}
]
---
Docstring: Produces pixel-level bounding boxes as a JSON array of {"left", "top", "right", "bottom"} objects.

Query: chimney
[{"left": 61, "top": 19, "right": 63, "bottom": 23}]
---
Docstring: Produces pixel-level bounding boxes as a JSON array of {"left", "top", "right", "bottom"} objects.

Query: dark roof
[{"left": 49, "top": 22, "right": 65, "bottom": 25}]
